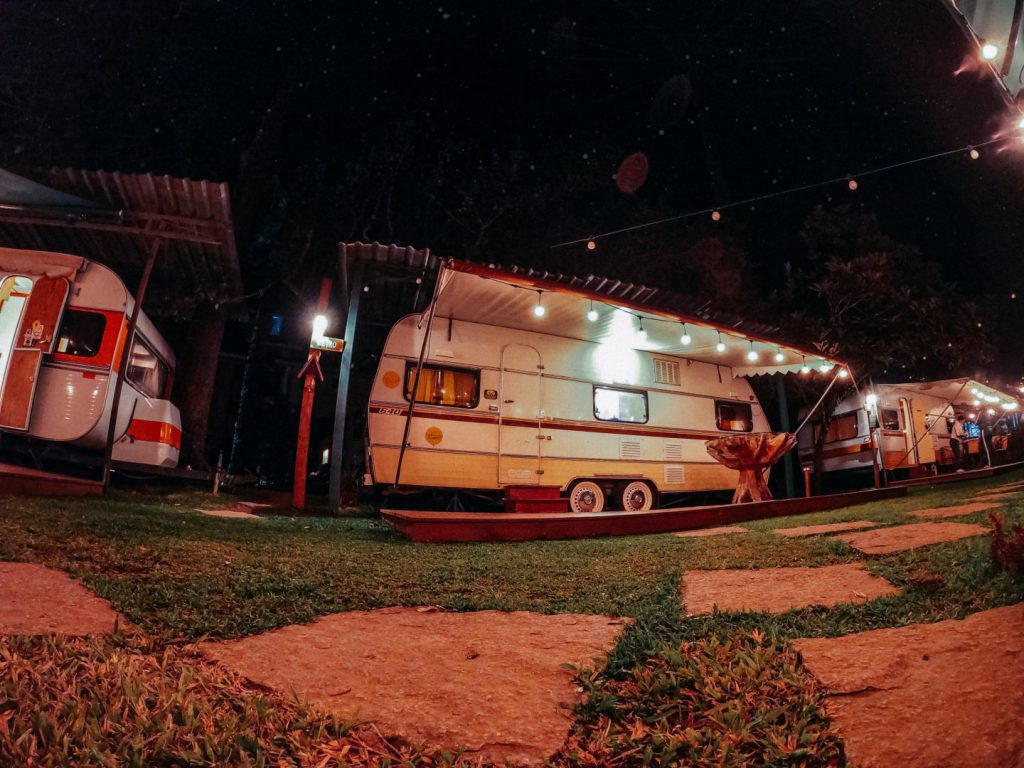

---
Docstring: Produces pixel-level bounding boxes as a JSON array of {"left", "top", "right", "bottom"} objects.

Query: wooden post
[
  {"left": 102, "top": 237, "right": 161, "bottom": 489},
  {"left": 775, "top": 374, "right": 795, "bottom": 499},
  {"left": 803, "top": 466, "right": 812, "bottom": 497},
  {"left": 328, "top": 253, "right": 364, "bottom": 512},
  {"left": 293, "top": 278, "right": 332, "bottom": 510},
  {"left": 870, "top": 429, "right": 881, "bottom": 489}
]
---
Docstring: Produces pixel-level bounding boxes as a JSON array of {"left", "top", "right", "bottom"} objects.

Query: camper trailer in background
[
  {"left": 366, "top": 259, "right": 844, "bottom": 512},
  {"left": 0, "top": 247, "right": 180, "bottom": 467},
  {"left": 797, "top": 379, "right": 1021, "bottom": 478}
]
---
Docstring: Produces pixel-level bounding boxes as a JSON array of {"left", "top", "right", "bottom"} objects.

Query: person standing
[{"left": 950, "top": 413, "right": 966, "bottom": 472}]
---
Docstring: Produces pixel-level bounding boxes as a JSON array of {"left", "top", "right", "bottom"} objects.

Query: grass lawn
[{"left": 2, "top": 472, "right": 1023, "bottom": 766}]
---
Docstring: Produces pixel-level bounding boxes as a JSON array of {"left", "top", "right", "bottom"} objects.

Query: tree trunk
[{"left": 174, "top": 301, "right": 227, "bottom": 470}]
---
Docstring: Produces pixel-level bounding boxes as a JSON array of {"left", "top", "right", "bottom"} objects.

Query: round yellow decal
[
  {"left": 382, "top": 370, "right": 401, "bottom": 388},
  {"left": 425, "top": 427, "right": 443, "bottom": 446}
]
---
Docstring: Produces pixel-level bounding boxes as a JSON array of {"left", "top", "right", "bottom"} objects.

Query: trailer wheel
[
  {"left": 568, "top": 481, "right": 605, "bottom": 513},
  {"left": 618, "top": 480, "right": 656, "bottom": 512}
]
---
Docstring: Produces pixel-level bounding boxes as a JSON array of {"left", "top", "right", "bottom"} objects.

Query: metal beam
[{"left": 328, "top": 255, "right": 365, "bottom": 511}]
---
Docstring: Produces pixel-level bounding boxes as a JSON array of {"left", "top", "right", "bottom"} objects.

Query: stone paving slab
[
  {"left": 196, "top": 508, "right": 262, "bottom": 519},
  {"left": 973, "top": 492, "right": 1020, "bottom": 501},
  {"left": 681, "top": 563, "right": 899, "bottom": 616},
  {"left": 772, "top": 520, "right": 878, "bottom": 538},
  {"left": 832, "top": 521, "right": 989, "bottom": 555},
  {"left": 0, "top": 562, "right": 125, "bottom": 635},
  {"left": 201, "top": 607, "right": 626, "bottom": 766},
  {"left": 908, "top": 501, "right": 1000, "bottom": 519},
  {"left": 795, "top": 603, "right": 1024, "bottom": 768},
  {"left": 989, "top": 481, "right": 1024, "bottom": 492},
  {"left": 672, "top": 525, "right": 748, "bottom": 538}
]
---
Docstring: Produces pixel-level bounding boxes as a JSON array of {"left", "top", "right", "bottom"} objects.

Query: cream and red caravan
[
  {"left": 366, "top": 258, "right": 845, "bottom": 512},
  {"left": 0, "top": 247, "right": 180, "bottom": 467}
]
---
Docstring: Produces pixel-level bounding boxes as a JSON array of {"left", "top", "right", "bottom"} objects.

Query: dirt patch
[
  {"left": 973, "top": 492, "right": 1020, "bottom": 501},
  {"left": 833, "top": 521, "right": 989, "bottom": 555},
  {"left": 201, "top": 608, "right": 626, "bottom": 766},
  {"left": 990, "top": 481, "right": 1024, "bottom": 492},
  {"left": 772, "top": 520, "right": 878, "bottom": 537},
  {"left": 672, "top": 525, "right": 748, "bottom": 538},
  {"left": 909, "top": 501, "right": 1000, "bottom": 519},
  {"left": 0, "top": 562, "right": 125, "bottom": 635},
  {"left": 681, "top": 563, "right": 898, "bottom": 616},
  {"left": 195, "top": 508, "right": 261, "bottom": 519},
  {"left": 795, "top": 603, "right": 1024, "bottom": 768}
]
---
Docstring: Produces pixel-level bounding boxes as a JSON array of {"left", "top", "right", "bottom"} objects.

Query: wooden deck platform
[
  {"left": 0, "top": 462, "right": 103, "bottom": 497},
  {"left": 382, "top": 487, "right": 906, "bottom": 543},
  {"left": 890, "top": 460, "right": 1024, "bottom": 489}
]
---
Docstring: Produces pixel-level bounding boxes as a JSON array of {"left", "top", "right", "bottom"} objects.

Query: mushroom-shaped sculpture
[{"left": 705, "top": 432, "right": 797, "bottom": 504}]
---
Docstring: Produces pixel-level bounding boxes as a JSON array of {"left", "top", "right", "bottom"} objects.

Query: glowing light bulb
[
  {"left": 848, "top": 178, "right": 858, "bottom": 191},
  {"left": 981, "top": 42, "right": 999, "bottom": 60},
  {"left": 838, "top": 368, "right": 849, "bottom": 378},
  {"left": 973, "top": 399, "right": 981, "bottom": 406},
  {"left": 969, "top": 148, "right": 980, "bottom": 160},
  {"left": 680, "top": 325, "right": 692, "bottom": 345},
  {"left": 865, "top": 393, "right": 878, "bottom": 407},
  {"left": 636, "top": 320, "right": 648, "bottom": 341},
  {"left": 586, "top": 239, "right": 597, "bottom": 251},
  {"left": 312, "top": 314, "right": 328, "bottom": 341},
  {"left": 586, "top": 301, "right": 598, "bottom": 322},
  {"left": 987, "top": 408, "right": 997, "bottom": 415},
  {"left": 746, "top": 343, "right": 758, "bottom": 362},
  {"left": 800, "top": 357, "right": 810, "bottom": 374},
  {"left": 970, "top": 388, "right": 979, "bottom": 395},
  {"left": 774, "top": 350, "right": 785, "bottom": 363},
  {"left": 533, "top": 292, "right": 545, "bottom": 317},
  {"left": 711, "top": 210, "right": 721, "bottom": 222},
  {"left": 715, "top": 334, "right": 726, "bottom": 353}
]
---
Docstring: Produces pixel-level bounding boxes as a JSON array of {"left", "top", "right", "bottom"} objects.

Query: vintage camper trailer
[
  {"left": 366, "top": 259, "right": 844, "bottom": 512},
  {"left": 0, "top": 247, "right": 180, "bottom": 467},
  {"left": 797, "top": 378, "right": 1021, "bottom": 477}
]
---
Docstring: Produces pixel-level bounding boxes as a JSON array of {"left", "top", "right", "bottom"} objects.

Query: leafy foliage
[{"left": 988, "top": 510, "right": 1024, "bottom": 573}]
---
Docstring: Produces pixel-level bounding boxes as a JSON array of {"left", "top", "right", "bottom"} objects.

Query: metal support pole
[
  {"left": 328, "top": 255, "right": 365, "bottom": 512},
  {"left": 774, "top": 374, "right": 795, "bottom": 499},
  {"left": 102, "top": 237, "right": 161, "bottom": 489},
  {"left": 293, "top": 278, "right": 332, "bottom": 510}
]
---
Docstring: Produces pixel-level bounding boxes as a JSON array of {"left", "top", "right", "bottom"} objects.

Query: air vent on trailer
[
  {"left": 664, "top": 443, "right": 683, "bottom": 460},
  {"left": 664, "top": 465, "right": 685, "bottom": 484},
  {"left": 653, "top": 358, "right": 680, "bottom": 386},
  {"left": 620, "top": 440, "right": 642, "bottom": 459}
]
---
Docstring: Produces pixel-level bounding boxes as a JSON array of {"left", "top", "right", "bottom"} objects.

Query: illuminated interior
[{"left": 0, "top": 275, "right": 33, "bottom": 399}]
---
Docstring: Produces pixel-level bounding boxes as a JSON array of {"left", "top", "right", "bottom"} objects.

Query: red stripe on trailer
[{"left": 126, "top": 419, "right": 181, "bottom": 449}]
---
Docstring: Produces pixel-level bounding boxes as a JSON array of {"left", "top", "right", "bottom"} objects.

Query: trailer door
[
  {"left": 0, "top": 276, "right": 69, "bottom": 430},
  {"left": 497, "top": 344, "right": 542, "bottom": 485}
]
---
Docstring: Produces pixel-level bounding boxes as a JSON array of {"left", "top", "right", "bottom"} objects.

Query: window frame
[
  {"left": 54, "top": 308, "right": 107, "bottom": 360},
  {"left": 125, "top": 333, "right": 171, "bottom": 399},
  {"left": 593, "top": 385, "right": 650, "bottom": 424},
  {"left": 822, "top": 410, "right": 861, "bottom": 443},
  {"left": 715, "top": 399, "right": 754, "bottom": 433},
  {"left": 402, "top": 361, "right": 481, "bottom": 409}
]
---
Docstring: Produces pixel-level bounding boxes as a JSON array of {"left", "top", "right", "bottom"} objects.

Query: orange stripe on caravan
[
  {"left": 369, "top": 405, "right": 725, "bottom": 441},
  {"left": 127, "top": 419, "right": 181, "bottom": 450}
]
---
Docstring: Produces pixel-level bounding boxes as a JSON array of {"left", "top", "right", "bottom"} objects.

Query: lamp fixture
[
  {"left": 715, "top": 332, "right": 726, "bottom": 353},
  {"left": 533, "top": 291, "right": 546, "bottom": 317},
  {"left": 680, "top": 323, "right": 692, "bottom": 345},
  {"left": 586, "top": 300, "right": 598, "bottom": 322}
]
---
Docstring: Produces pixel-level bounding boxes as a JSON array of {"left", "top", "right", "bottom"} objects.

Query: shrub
[{"left": 988, "top": 511, "right": 1024, "bottom": 573}]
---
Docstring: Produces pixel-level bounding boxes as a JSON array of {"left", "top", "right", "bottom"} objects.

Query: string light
[
  {"left": 711, "top": 210, "right": 721, "bottom": 222},
  {"left": 680, "top": 324, "right": 692, "bottom": 345},
  {"left": 981, "top": 41, "right": 999, "bottom": 60},
  {"left": 551, "top": 137, "right": 1011, "bottom": 250},
  {"left": 715, "top": 333, "right": 726, "bottom": 353},
  {"left": 586, "top": 239, "right": 597, "bottom": 251},
  {"left": 865, "top": 393, "right": 878, "bottom": 406},
  {"left": 533, "top": 291, "right": 546, "bottom": 317},
  {"left": 800, "top": 356, "right": 810, "bottom": 374},
  {"left": 636, "top": 317, "right": 647, "bottom": 341},
  {"left": 746, "top": 341, "right": 758, "bottom": 362},
  {"left": 837, "top": 367, "right": 849, "bottom": 379},
  {"left": 969, "top": 147, "right": 980, "bottom": 160},
  {"left": 819, "top": 360, "right": 833, "bottom": 373},
  {"left": 774, "top": 348, "right": 785, "bottom": 363},
  {"left": 586, "top": 300, "right": 598, "bottom": 322},
  {"left": 847, "top": 177, "right": 858, "bottom": 191}
]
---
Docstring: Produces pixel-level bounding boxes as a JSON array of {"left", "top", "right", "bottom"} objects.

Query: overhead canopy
[
  {"left": 432, "top": 259, "right": 845, "bottom": 377},
  {"left": 890, "top": 378, "right": 1021, "bottom": 412},
  {"left": 0, "top": 167, "right": 241, "bottom": 314}
]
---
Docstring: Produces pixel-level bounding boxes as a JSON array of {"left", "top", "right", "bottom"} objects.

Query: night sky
[{"left": 2, "top": 1, "right": 1022, "bottom": 377}]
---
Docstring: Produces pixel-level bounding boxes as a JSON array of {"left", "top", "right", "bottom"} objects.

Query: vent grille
[
  {"left": 620, "top": 440, "right": 642, "bottom": 459},
  {"left": 664, "top": 464, "right": 685, "bottom": 484},
  {"left": 664, "top": 443, "right": 683, "bottom": 461},
  {"left": 653, "top": 358, "right": 680, "bottom": 386}
]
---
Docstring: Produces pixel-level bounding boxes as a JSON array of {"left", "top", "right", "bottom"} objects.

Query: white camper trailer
[
  {"left": 366, "top": 259, "right": 844, "bottom": 512},
  {"left": 0, "top": 247, "right": 180, "bottom": 467},
  {"left": 797, "top": 378, "right": 1021, "bottom": 477}
]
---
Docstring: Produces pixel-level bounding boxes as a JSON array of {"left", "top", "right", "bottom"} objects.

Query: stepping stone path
[
  {"left": 973, "top": 492, "right": 1020, "bottom": 502},
  {"left": 195, "top": 508, "right": 262, "bottom": 519},
  {"left": 988, "top": 480, "right": 1024, "bottom": 492},
  {"left": 672, "top": 525, "right": 748, "bottom": 538},
  {"left": 832, "top": 521, "right": 989, "bottom": 555},
  {"left": 201, "top": 607, "right": 626, "bottom": 766},
  {"left": 772, "top": 520, "right": 878, "bottom": 537},
  {"left": 908, "top": 501, "right": 1001, "bottom": 520},
  {"left": 0, "top": 562, "right": 125, "bottom": 635},
  {"left": 680, "top": 563, "right": 898, "bottom": 616},
  {"left": 795, "top": 603, "right": 1024, "bottom": 768}
]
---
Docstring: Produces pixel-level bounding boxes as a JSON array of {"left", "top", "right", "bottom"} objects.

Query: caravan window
[
  {"left": 404, "top": 363, "right": 480, "bottom": 408},
  {"left": 55, "top": 309, "right": 106, "bottom": 358},
  {"left": 880, "top": 408, "right": 901, "bottom": 430},
  {"left": 815, "top": 411, "right": 860, "bottom": 443},
  {"left": 594, "top": 387, "right": 649, "bottom": 423},
  {"left": 715, "top": 401, "right": 753, "bottom": 432},
  {"left": 126, "top": 337, "right": 169, "bottom": 399}
]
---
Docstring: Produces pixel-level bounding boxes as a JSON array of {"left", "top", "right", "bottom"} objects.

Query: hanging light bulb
[
  {"left": 586, "top": 239, "right": 597, "bottom": 251},
  {"left": 715, "top": 332, "right": 726, "bottom": 353},
  {"left": 838, "top": 367, "right": 849, "bottom": 379},
  {"left": 586, "top": 300, "right": 598, "bottom": 322},
  {"left": 711, "top": 210, "right": 721, "bottom": 222},
  {"left": 981, "top": 41, "right": 999, "bottom": 60},
  {"left": 865, "top": 393, "right": 878, "bottom": 407},
  {"left": 819, "top": 360, "right": 831, "bottom": 373},
  {"left": 800, "top": 356, "right": 810, "bottom": 374},
  {"left": 680, "top": 323, "right": 692, "bottom": 345},
  {"left": 746, "top": 341, "right": 758, "bottom": 362},
  {"left": 774, "top": 348, "right": 785, "bottom": 363},
  {"left": 847, "top": 177, "right": 858, "bottom": 191},
  {"left": 533, "top": 291, "right": 546, "bottom": 317},
  {"left": 969, "top": 147, "right": 980, "bottom": 160},
  {"left": 636, "top": 317, "right": 647, "bottom": 341}
]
